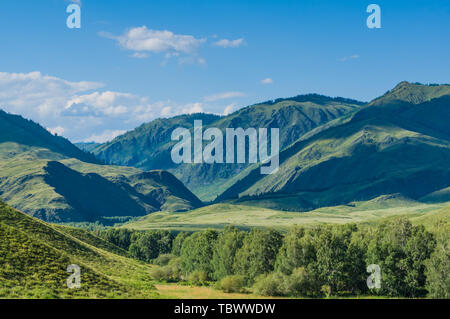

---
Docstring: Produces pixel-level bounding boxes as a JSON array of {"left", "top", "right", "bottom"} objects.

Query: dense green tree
[
  {"left": 311, "top": 224, "right": 363, "bottom": 295},
  {"left": 180, "top": 229, "right": 219, "bottom": 277},
  {"left": 128, "top": 230, "right": 174, "bottom": 262},
  {"left": 275, "top": 226, "right": 315, "bottom": 275},
  {"left": 425, "top": 220, "right": 450, "bottom": 298},
  {"left": 98, "top": 228, "right": 134, "bottom": 250},
  {"left": 366, "top": 218, "right": 435, "bottom": 297},
  {"left": 171, "top": 232, "right": 190, "bottom": 256},
  {"left": 235, "top": 229, "right": 283, "bottom": 283},
  {"left": 211, "top": 226, "right": 245, "bottom": 280}
]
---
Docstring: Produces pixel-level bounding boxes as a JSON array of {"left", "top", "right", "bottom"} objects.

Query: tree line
[{"left": 96, "top": 218, "right": 449, "bottom": 298}]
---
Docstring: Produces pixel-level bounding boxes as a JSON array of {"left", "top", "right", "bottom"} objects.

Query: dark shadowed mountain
[{"left": 215, "top": 82, "right": 450, "bottom": 211}]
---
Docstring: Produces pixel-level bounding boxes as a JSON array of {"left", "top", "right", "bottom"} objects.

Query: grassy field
[
  {"left": 0, "top": 201, "right": 158, "bottom": 298},
  {"left": 122, "top": 196, "right": 449, "bottom": 231},
  {"left": 154, "top": 284, "right": 271, "bottom": 299},
  {"left": 0, "top": 200, "right": 276, "bottom": 299}
]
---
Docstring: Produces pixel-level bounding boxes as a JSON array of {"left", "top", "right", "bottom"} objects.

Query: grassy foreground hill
[
  {"left": 0, "top": 111, "right": 202, "bottom": 222},
  {"left": 0, "top": 200, "right": 158, "bottom": 298},
  {"left": 91, "top": 95, "right": 363, "bottom": 200}
]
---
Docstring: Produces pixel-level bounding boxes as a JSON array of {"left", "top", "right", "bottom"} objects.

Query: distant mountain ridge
[{"left": 90, "top": 94, "right": 363, "bottom": 200}]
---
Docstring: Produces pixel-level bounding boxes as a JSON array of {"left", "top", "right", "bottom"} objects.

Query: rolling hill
[
  {"left": 215, "top": 82, "right": 450, "bottom": 211},
  {"left": 90, "top": 95, "right": 363, "bottom": 200},
  {"left": 0, "top": 199, "right": 156, "bottom": 298},
  {"left": 0, "top": 111, "right": 202, "bottom": 223}
]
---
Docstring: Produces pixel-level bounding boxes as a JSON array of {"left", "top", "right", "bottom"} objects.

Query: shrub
[
  {"left": 150, "top": 264, "right": 182, "bottom": 282},
  {"left": 285, "top": 267, "right": 319, "bottom": 297},
  {"left": 252, "top": 272, "right": 288, "bottom": 297},
  {"left": 153, "top": 253, "right": 176, "bottom": 266},
  {"left": 188, "top": 271, "right": 209, "bottom": 285},
  {"left": 217, "top": 275, "right": 246, "bottom": 293}
]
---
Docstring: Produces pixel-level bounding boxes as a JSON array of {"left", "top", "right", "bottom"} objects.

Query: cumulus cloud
[
  {"left": 0, "top": 71, "right": 214, "bottom": 142},
  {"left": 213, "top": 38, "right": 245, "bottom": 48},
  {"left": 48, "top": 126, "right": 66, "bottom": 136},
  {"left": 223, "top": 103, "right": 237, "bottom": 115},
  {"left": 204, "top": 91, "right": 246, "bottom": 102},
  {"left": 85, "top": 130, "right": 127, "bottom": 143},
  {"left": 100, "top": 26, "right": 206, "bottom": 63},
  {"left": 182, "top": 102, "right": 204, "bottom": 114},
  {"left": 261, "top": 78, "right": 273, "bottom": 85}
]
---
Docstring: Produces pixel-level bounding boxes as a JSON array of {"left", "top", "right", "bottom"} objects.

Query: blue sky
[{"left": 0, "top": 0, "right": 449, "bottom": 142}]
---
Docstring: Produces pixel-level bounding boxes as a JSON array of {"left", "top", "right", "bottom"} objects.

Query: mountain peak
[{"left": 370, "top": 81, "right": 450, "bottom": 106}]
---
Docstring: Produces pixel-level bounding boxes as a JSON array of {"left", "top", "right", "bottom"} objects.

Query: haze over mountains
[{"left": 0, "top": 81, "right": 449, "bottom": 223}]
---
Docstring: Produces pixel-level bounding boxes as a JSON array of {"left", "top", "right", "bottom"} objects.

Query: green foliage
[
  {"left": 366, "top": 218, "right": 436, "bottom": 297},
  {"left": 180, "top": 230, "right": 219, "bottom": 276},
  {"left": 187, "top": 271, "right": 209, "bottom": 285},
  {"left": 128, "top": 230, "right": 174, "bottom": 262},
  {"left": 96, "top": 228, "right": 134, "bottom": 251},
  {"left": 275, "top": 226, "right": 315, "bottom": 274},
  {"left": 211, "top": 226, "right": 245, "bottom": 280},
  {"left": 235, "top": 229, "right": 283, "bottom": 284},
  {"left": 217, "top": 275, "right": 246, "bottom": 293},
  {"left": 153, "top": 254, "right": 177, "bottom": 266},
  {"left": 252, "top": 273, "right": 288, "bottom": 297},
  {"left": 312, "top": 224, "right": 367, "bottom": 295},
  {"left": 150, "top": 263, "right": 182, "bottom": 283},
  {"left": 425, "top": 219, "right": 450, "bottom": 298},
  {"left": 172, "top": 232, "right": 190, "bottom": 256},
  {"left": 285, "top": 267, "right": 320, "bottom": 297}
]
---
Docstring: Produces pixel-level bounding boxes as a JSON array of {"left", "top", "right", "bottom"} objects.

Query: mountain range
[
  {"left": 0, "top": 81, "right": 449, "bottom": 223},
  {"left": 0, "top": 110, "right": 202, "bottom": 222},
  {"left": 91, "top": 94, "right": 364, "bottom": 201}
]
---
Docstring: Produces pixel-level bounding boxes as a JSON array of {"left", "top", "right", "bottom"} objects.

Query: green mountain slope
[
  {"left": 0, "top": 112, "right": 202, "bottom": 222},
  {"left": 0, "top": 110, "right": 98, "bottom": 164},
  {"left": 369, "top": 81, "right": 450, "bottom": 106},
  {"left": 91, "top": 95, "right": 363, "bottom": 200},
  {"left": 216, "top": 82, "right": 450, "bottom": 211},
  {"left": 0, "top": 200, "right": 156, "bottom": 298}
]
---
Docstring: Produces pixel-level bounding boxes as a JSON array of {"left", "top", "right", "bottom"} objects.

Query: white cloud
[
  {"left": 85, "top": 130, "right": 126, "bottom": 143},
  {"left": 100, "top": 26, "right": 206, "bottom": 63},
  {"left": 204, "top": 91, "right": 245, "bottom": 102},
  {"left": 261, "top": 78, "right": 273, "bottom": 85},
  {"left": 160, "top": 106, "right": 172, "bottom": 117},
  {"left": 0, "top": 71, "right": 245, "bottom": 142},
  {"left": 131, "top": 52, "right": 149, "bottom": 59},
  {"left": 223, "top": 103, "right": 237, "bottom": 115},
  {"left": 339, "top": 54, "right": 360, "bottom": 62},
  {"left": 0, "top": 71, "right": 160, "bottom": 142},
  {"left": 182, "top": 102, "right": 204, "bottom": 114},
  {"left": 48, "top": 126, "right": 66, "bottom": 136},
  {"left": 213, "top": 38, "right": 245, "bottom": 48}
]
